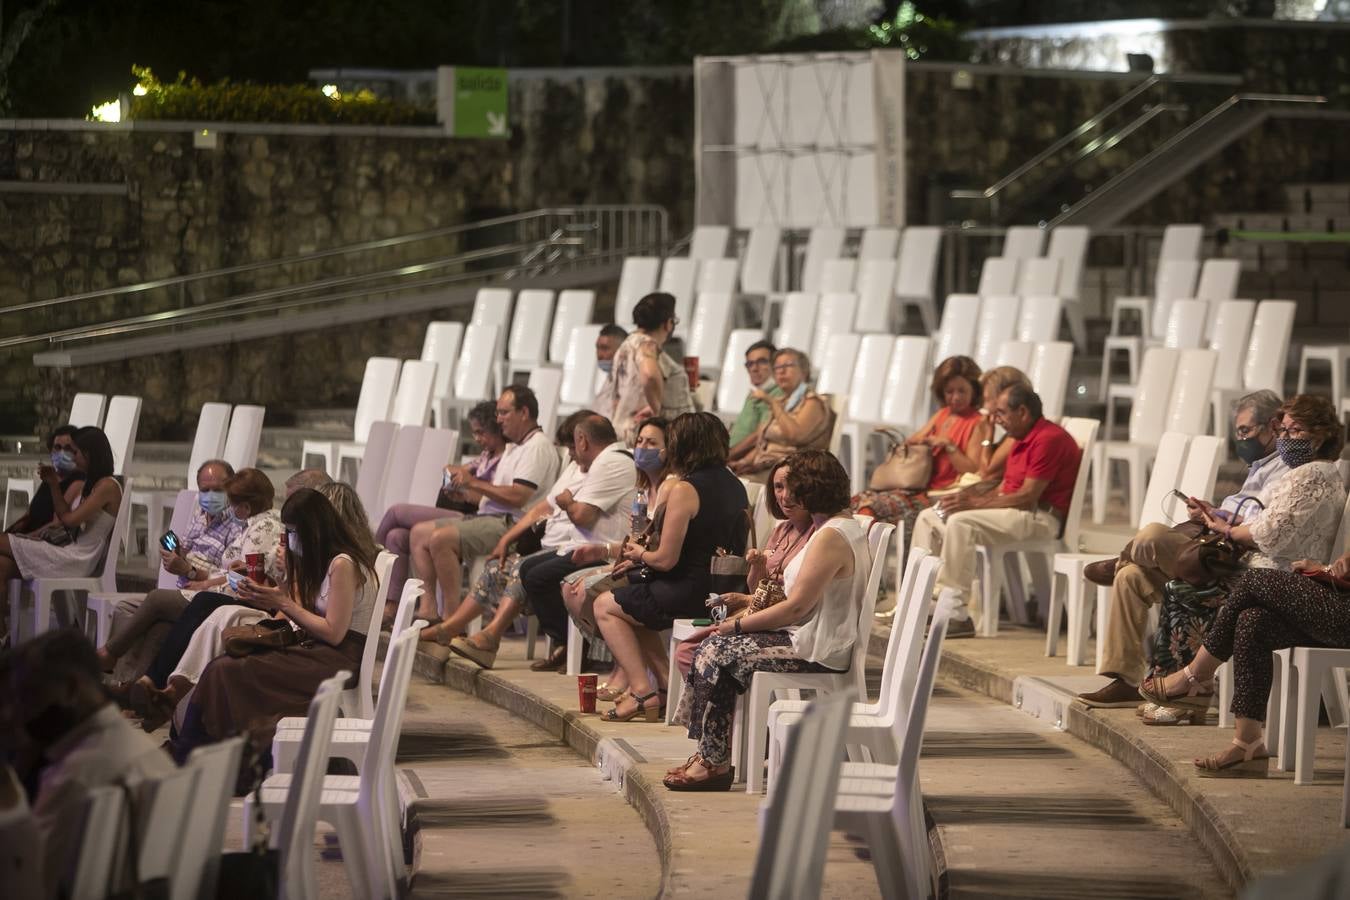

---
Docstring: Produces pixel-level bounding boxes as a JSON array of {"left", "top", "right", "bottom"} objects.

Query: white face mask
[{"left": 287, "top": 531, "right": 302, "bottom": 556}]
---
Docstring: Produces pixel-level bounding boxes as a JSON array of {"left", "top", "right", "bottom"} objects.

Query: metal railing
[{"left": 2, "top": 205, "right": 667, "bottom": 353}]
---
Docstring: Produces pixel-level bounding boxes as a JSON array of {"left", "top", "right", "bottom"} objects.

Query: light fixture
[
  {"left": 132, "top": 84, "right": 148, "bottom": 96},
  {"left": 90, "top": 99, "right": 121, "bottom": 123},
  {"left": 321, "top": 83, "right": 340, "bottom": 98}
]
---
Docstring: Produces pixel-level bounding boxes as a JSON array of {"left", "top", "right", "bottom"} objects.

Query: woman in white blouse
[{"left": 664, "top": 450, "right": 870, "bottom": 792}]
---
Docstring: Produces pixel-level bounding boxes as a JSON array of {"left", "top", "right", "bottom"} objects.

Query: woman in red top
[{"left": 852, "top": 355, "right": 991, "bottom": 549}]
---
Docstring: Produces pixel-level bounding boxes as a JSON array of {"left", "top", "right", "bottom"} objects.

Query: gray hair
[
  {"left": 773, "top": 347, "right": 812, "bottom": 382},
  {"left": 1235, "top": 390, "right": 1282, "bottom": 423},
  {"left": 1002, "top": 382, "right": 1044, "bottom": 420}
]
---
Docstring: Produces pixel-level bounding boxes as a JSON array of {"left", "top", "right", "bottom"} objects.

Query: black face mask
[
  {"left": 1234, "top": 436, "right": 1268, "bottom": 466},
  {"left": 24, "top": 702, "right": 84, "bottom": 746}
]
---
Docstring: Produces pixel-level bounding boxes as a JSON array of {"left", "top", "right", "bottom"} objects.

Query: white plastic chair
[
  {"left": 1208, "top": 300, "right": 1256, "bottom": 398},
  {"left": 819, "top": 258, "right": 857, "bottom": 293},
  {"left": 973, "top": 418, "right": 1097, "bottom": 637},
  {"left": 528, "top": 367, "right": 563, "bottom": 435},
  {"left": 976, "top": 257, "right": 1019, "bottom": 297},
  {"left": 422, "top": 321, "right": 465, "bottom": 429},
  {"left": 1196, "top": 257, "right": 1242, "bottom": 332},
  {"left": 102, "top": 395, "right": 141, "bottom": 477},
  {"left": 127, "top": 767, "right": 200, "bottom": 899},
  {"left": 245, "top": 671, "right": 348, "bottom": 900},
  {"left": 1108, "top": 257, "right": 1200, "bottom": 351},
  {"left": 697, "top": 257, "right": 739, "bottom": 297},
  {"left": 69, "top": 392, "right": 108, "bottom": 427},
  {"left": 839, "top": 337, "right": 930, "bottom": 497},
  {"left": 1015, "top": 257, "right": 1060, "bottom": 298},
  {"left": 178, "top": 736, "right": 246, "bottom": 900},
  {"left": 686, "top": 292, "right": 735, "bottom": 380},
  {"left": 740, "top": 224, "right": 781, "bottom": 296},
  {"left": 9, "top": 476, "right": 132, "bottom": 642},
  {"left": 503, "top": 288, "right": 555, "bottom": 381},
  {"left": 658, "top": 257, "right": 699, "bottom": 332},
  {"left": 773, "top": 292, "right": 818, "bottom": 352},
  {"left": 616, "top": 256, "right": 661, "bottom": 329},
  {"left": 350, "top": 421, "right": 400, "bottom": 526},
  {"left": 799, "top": 226, "right": 845, "bottom": 294},
  {"left": 1159, "top": 223, "right": 1204, "bottom": 261},
  {"left": 1028, "top": 341, "right": 1074, "bottom": 421},
  {"left": 1016, "top": 295, "right": 1063, "bottom": 344},
  {"left": 813, "top": 331, "right": 862, "bottom": 397},
  {"left": 1003, "top": 225, "right": 1046, "bottom": 259},
  {"left": 1092, "top": 347, "right": 1179, "bottom": 524},
  {"left": 809, "top": 293, "right": 859, "bottom": 368},
  {"left": 558, "top": 325, "right": 604, "bottom": 412},
  {"left": 371, "top": 427, "right": 423, "bottom": 530},
  {"left": 1214, "top": 300, "right": 1296, "bottom": 437},
  {"left": 548, "top": 290, "right": 594, "bottom": 363},
  {"left": 339, "top": 551, "right": 397, "bottom": 720},
  {"left": 336, "top": 359, "right": 437, "bottom": 479},
  {"left": 689, "top": 224, "right": 730, "bottom": 260},
  {"left": 1047, "top": 225, "right": 1090, "bottom": 349},
  {"left": 995, "top": 340, "right": 1034, "bottom": 373},
  {"left": 859, "top": 226, "right": 900, "bottom": 260},
  {"left": 714, "top": 329, "right": 764, "bottom": 415},
  {"left": 971, "top": 295, "right": 1020, "bottom": 370},
  {"left": 853, "top": 258, "right": 898, "bottom": 334},
  {"left": 1102, "top": 294, "right": 1207, "bottom": 402},
  {"left": 222, "top": 404, "right": 265, "bottom": 471},
  {"left": 470, "top": 287, "right": 514, "bottom": 386},
  {"left": 302, "top": 357, "right": 399, "bottom": 477},
  {"left": 452, "top": 323, "right": 501, "bottom": 409},
  {"left": 894, "top": 226, "right": 942, "bottom": 333},
  {"left": 837, "top": 335, "right": 897, "bottom": 491},
  {"left": 931, "top": 294, "right": 980, "bottom": 363},
  {"left": 69, "top": 785, "right": 126, "bottom": 900}
]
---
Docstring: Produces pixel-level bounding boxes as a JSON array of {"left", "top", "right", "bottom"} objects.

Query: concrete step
[{"left": 284, "top": 407, "right": 357, "bottom": 430}]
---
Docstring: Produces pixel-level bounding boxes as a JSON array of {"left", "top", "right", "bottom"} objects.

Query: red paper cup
[
  {"left": 683, "top": 356, "right": 700, "bottom": 390},
  {"left": 577, "top": 674, "right": 598, "bottom": 713},
  {"left": 245, "top": 552, "right": 264, "bottom": 582}
]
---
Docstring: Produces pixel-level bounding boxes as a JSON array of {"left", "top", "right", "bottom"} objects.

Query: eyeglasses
[
  {"left": 1273, "top": 424, "right": 1311, "bottom": 439},
  {"left": 1234, "top": 424, "right": 1263, "bottom": 439},
  {"left": 772, "top": 362, "right": 798, "bottom": 373},
  {"left": 744, "top": 357, "right": 772, "bottom": 370},
  {"left": 494, "top": 407, "right": 515, "bottom": 417}
]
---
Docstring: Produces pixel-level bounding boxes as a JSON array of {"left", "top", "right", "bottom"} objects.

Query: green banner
[{"left": 450, "top": 66, "right": 508, "bottom": 139}]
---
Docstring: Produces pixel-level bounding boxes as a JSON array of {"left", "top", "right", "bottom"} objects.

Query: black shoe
[{"left": 945, "top": 617, "right": 975, "bottom": 639}]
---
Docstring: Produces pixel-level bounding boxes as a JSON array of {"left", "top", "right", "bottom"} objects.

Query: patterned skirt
[{"left": 1147, "top": 578, "right": 1228, "bottom": 678}]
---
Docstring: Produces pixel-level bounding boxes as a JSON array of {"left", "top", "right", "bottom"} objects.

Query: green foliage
[
  {"left": 771, "top": 1, "right": 969, "bottom": 59},
  {"left": 126, "top": 66, "right": 435, "bottom": 126}
]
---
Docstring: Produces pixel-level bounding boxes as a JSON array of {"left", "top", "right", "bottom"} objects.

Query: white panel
[
  {"left": 734, "top": 62, "right": 777, "bottom": 148},
  {"left": 846, "top": 58, "right": 875, "bottom": 144},
  {"left": 787, "top": 60, "right": 828, "bottom": 146},
  {"left": 736, "top": 153, "right": 784, "bottom": 228},
  {"left": 846, "top": 151, "right": 878, "bottom": 227},
  {"left": 788, "top": 152, "right": 832, "bottom": 228}
]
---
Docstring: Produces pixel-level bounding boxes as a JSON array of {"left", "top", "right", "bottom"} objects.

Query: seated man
[
  {"left": 911, "top": 384, "right": 1082, "bottom": 638},
  {"left": 448, "top": 413, "right": 635, "bottom": 670},
  {"left": 415, "top": 384, "right": 560, "bottom": 622},
  {"left": 5, "top": 425, "right": 82, "bottom": 535},
  {"left": 284, "top": 467, "right": 332, "bottom": 498},
  {"left": 1078, "top": 389, "right": 1289, "bottom": 707},
  {"left": 1, "top": 630, "right": 174, "bottom": 899},
  {"left": 727, "top": 339, "right": 783, "bottom": 454}
]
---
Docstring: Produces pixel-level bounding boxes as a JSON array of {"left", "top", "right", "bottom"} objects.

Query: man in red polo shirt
[{"left": 911, "top": 383, "right": 1081, "bottom": 637}]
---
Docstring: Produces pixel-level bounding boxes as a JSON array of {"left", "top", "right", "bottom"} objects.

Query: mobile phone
[
  {"left": 1167, "top": 489, "right": 1189, "bottom": 505},
  {"left": 225, "top": 570, "right": 247, "bottom": 592},
  {"left": 159, "top": 530, "right": 179, "bottom": 553}
]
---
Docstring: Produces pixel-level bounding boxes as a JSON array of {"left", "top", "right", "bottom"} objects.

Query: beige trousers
[
  {"left": 911, "top": 506, "right": 1058, "bottom": 625},
  {"left": 1097, "top": 522, "right": 1191, "bottom": 682}
]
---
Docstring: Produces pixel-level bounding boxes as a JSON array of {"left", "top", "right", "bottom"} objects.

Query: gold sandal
[
  {"left": 1139, "top": 663, "right": 1214, "bottom": 710},
  {"left": 596, "top": 682, "right": 628, "bottom": 703},
  {"left": 1195, "top": 737, "right": 1269, "bottom": 779}
]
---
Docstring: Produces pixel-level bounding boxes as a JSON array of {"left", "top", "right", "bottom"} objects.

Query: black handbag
[{"left": 216, "top": 745, "right": 279, "bottom": 898}]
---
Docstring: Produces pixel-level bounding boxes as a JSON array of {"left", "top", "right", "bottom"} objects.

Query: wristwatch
[{"left": 734, "top": 618, "right": 743, "bottom": 635}]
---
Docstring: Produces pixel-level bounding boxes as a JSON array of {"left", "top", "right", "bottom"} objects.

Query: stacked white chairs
[
  {"left": 1195, "top": 258, "right": 1243, "bottom": 334},
  {"left": 840, "top": 336, "right": 931, "bottom": 496},
  {"left": 1096, "top": 348, "right": 1218, "bottom": 525},
  {"left": 853, "top": 258, "right": 899, "bottom": 333},
  {"left": 1099, "top": 258, "right": 1201, "bottom": 397},
  {"left": 859, "top": 225, "right": 900, "bottom": 260},
  {"left": 772, "top": 292, "right": 817, "bottom": 352},
  {"left": 747, "top": 691, "right": 854, "bottom": 900},
  {"left": 799, "top": 225, "right": 845, "bottom": 295},
  {"left": 528, "top": 366, "right": 563, "bottom": 435},
  {"left": 976, "top": 256, "right": 1019, "bottom": 297},
  {"left": 971, "top": 293, "right": 1020, "bottom": 370},
  {"left": 1047, "top": 432, "right": 1193, "bottom": 665},
  {"left": 69, "top": 785, "right": 128, "bottom": 900},
  {"left": 1210, "top": 299, "right": 1296, "bottom": 437},
  {"left": 931, "top": 293, "right": 980, "bottom": 363},
  {"left": 819, "top": 258, "right": 857, "bottom": 293},
  {"left": 352, "top": 422, "right": 400, "bottom": 529},
  {"left": 766, "top": 551, "right": 940, "bottom": 791},
  {"left": 972, "top": 418, "right": 1098, "bottom": 637},
  {"left": 1028, "top": 341, "right": 1075, "bottom": 421},
  {"left": 9, "top": 476, "right": 133, "bottom": 642},
  {"left": 422, "top": 321, "right": 465, "bottom": 429},
  {"left": 128, "top": 402, "right": 231, "bottom": 566},
  {"left": 469, "top": 287, "right": 514, "bottom": 388},
  {"left": 738, "top": 523, "right": 894, "bottom": 794},
  {"left": 697, "top": 257, "right": 739, "bottom": 298},
  {"left": 502, "top": 288, "right": 555, "bottom": 383},
  {"left": 740, "top": 224, "right": 782, "bottom": 300},
  {"left": 1102, "top": 297, "right": 1208, "bottom": 406},
  {"left": 615, "top": 256, "right": 660, "bottom": 329},
  {"left": 1003, "top": 224, "right": 1046, "bottom": 258},
  {"left": 245, "top": 671, "right": 348, "bottom": 900},
  {"left": 713, "top": 328, "right": 764, "bottom": 419},
  {"left": 87, "top": 487, "right": 198, "bottom": 648},
  {"left": 451, "top": 323, "right": 501, "bottom": 412},
  {"left": 102, "top": 395, "right": 142, "bottom": 477},
  {"left": 813, "top": 332, "right": 862, "bottom": 398},
  {"left": 657, "top": 256, "right": 699, "bottom": 330},
  {"left": 893, "top": 225, "right": 942, "bottom": 334},
  {"left": 1046, "top": 225, "right": 1090, "bottom": 350},
  {"left": 1208, "top": 301, "right": 1256, "bottom": 412},
  {"left": 557, "top": 324, "right": 604, "bottom": 415},
  {"left": 175, "top": 736, "right": 247, "bottom": 900},
  {"left": 1016, "top": 295, "right": 1063, "bottom": 344},
  {"left": 829, "top": 594, "right": 957, "bottom": 900},
  {"left": 688, "top": 224, "right": 730, "bottom": 260},
  {"left": 548, "top": 290, "right": 594, "bottom": 363},
  {"left": 303, "top": 357, "right": 399, "bottom": 477},
  {"left": 995, "top": 340, "right": 1034, "bottom": 373},
  {"left": 336, "top": 359, "right": 438, "bottom": 480},
  {"left": 1014, "top": 257, "right": 1060, "bottom": 298},
  {"left": 836, "top": 335, "right": 900, "bottom": 489},
  {"left": 223, "top": 404, "right": 266, "bottom": 471},
  {"left": 685, "top": 292, "right": 735, "bottom": 379},
  {"left": 808, "top": 293, "right": 859, "bottom": 368}
]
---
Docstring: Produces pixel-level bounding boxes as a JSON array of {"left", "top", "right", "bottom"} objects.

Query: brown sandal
[
  {"left": 1195, "top": 737, "right": 1269, "bottom": 778},
  {"left": 663, "top": 755, "right": 734, "bottom": 792}
]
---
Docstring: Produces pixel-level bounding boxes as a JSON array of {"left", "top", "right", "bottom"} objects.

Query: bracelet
[{"left": 734, "top": 618, "right": 743, "bottom": 635}]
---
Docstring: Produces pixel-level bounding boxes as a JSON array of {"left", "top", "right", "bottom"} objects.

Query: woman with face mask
[
  {"left": 0, "top": 426, "right": 121, "bottom": 593},
  {"left": 1135, "top": 394, "right": 1346, "bottom": 728},
  {"left": 5, "top": 425, "right": 84, "bottom": 537}
]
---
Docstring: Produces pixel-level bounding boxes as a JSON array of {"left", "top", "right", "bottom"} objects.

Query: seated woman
[
  {"left": 729, "top": 348, "right": 833, "bottom": 484},
  {"left": 673, "top": 456, "right": 817, "bottom": 678},
  {"left": 594, "top": 412, "right": 749, "bottom": 722},
  {"left": 664, "top": 450, "right": 870, "bottom": 791},
  {"left": 1137, "top": 394, "right": 1345, "bottom": 726},
  {"left": 377, "top": 400, "right": 505, "bottom": 621},
  {"left": 98, "top": 468, "right": 283, "bottom": 677},
  {"left": 317, "top": 480, "right": 380, "bottom": 563},
  {"left": 0, "top": 427, "right": 121, "bottom": 612},
  {"left": 167, "top": 487, "right": 379, "bottom": 760},
  {"left": 4, "top": 425, "right": 83, "bottom": 536},
  {"left": 852, "top": 356, "right": 990, "bottom": 545}
]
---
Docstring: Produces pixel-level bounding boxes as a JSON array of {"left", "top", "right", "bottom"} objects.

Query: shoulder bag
[
  {"left": 222, "top": 617, "right": 299, "bottom": 658},
  {"left": 867, "top": 428, "right": 933, "bottom": 492}
]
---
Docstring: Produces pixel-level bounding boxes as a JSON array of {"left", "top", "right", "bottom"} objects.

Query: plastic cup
[
  {"left": 578, "top": 674, "right": 598, "bottom": 713},
  {"left": 245, "top": 552, "right": 264, "bottom": 582},
  {"left": 683, "top": 356, "right": 700, "bottom": 389}
]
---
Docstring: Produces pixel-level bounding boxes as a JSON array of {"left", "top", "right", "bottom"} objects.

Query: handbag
[
  {"left": 867, "top": 429, "right": 933, "bottom": 492},
  {"left": 222, "top": 617, "right": 298, "bottom": 658},
  {"left": 34, "top": 521, "right": 76, "bottom": 546},
  {"left": 1171, "top": 496, "right": 1263, "bottom": 588},
  {"left": 216, "top": 744, "right": 280, "bottom": 897}
]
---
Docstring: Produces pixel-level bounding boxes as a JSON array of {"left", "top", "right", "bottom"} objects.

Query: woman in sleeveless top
[
  {"left": 729, "top": 348, "right": 833, "bottom": 483},
  {"left": 666, "top": 450, "right": 871, "bottom": 791},
  {"left": 593, "top": 413, "right": 750, "bottom": 723},
  {"left": 0, "top": 425, "right": 122, "bottom": 585},
  {"left": 604, "top": 292, "right": 693, "bottom": 444},
  {"left": 169, "top": 488, "right": 378, "bottom": 762},
  {"left": 852, "top": 356, "right": 991, "bottom": 552}
]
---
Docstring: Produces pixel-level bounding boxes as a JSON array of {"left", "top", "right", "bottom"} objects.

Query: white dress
[
  {"left": 784, "top": 516, "right": 872, "bottom": 670},
  {"left": 9, "top": 491, "right": 119, "bottom": 579}
]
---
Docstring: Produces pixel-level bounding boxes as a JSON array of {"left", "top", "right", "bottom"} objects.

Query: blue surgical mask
[
  {"left": 598, "top": 358, "right": 613, "bottom": 375},
  {"left": 228, "top": 505, "right": 246, "bottom": 525},
  {"left": 287, "top": 531, "right": 303, "bottom": 556},
  {"left": 50, "top": 449, "right": 77, "bottom": 474},
  {"left": 1276, "top": 436, "right": 1318, "bottom": 470},
  {"left": 633, "top": 447, "right": 663, "bottom": 474},
  {"left": 199, "top": 490, "right": 228, "bottom": 516}
]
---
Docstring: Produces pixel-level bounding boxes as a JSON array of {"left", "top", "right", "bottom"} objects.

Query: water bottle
[{"left": 631, "top": 488, "right": 650, "bottom": 533}]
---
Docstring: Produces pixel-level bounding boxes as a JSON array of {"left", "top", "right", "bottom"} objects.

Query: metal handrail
[{"left": 0, "top": 204, "right": 667, "bottom": 317}]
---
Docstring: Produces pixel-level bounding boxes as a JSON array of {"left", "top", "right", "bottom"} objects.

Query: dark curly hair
[
  {"left": 665, "top": 411, "right": 729, "bottom": 475},
  {"left": 784, "top": 449, "right": 851, "bottom": 516},
  {"left": 1280, "top": 393, "right": 1344, "bottom": 459},
  {"left": 930, "top": 355, "right": 982, "bottom": 407}
]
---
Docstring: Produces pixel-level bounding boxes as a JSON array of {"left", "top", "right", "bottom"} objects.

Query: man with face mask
[
  {"left": 1078, "top": 389, "right": 1289, "bottom": 707},
  {"left": 592, "top": 323, "right": 628, "bottom": 418},
  {"left": 1, "top": 630, "right": 174, "bottom": 898},
  {"left": 5, "top": 425, "right": 82, "bottom": 536},
  {"left": 160, "top": 459, "right": 242, "bottom": 588}
]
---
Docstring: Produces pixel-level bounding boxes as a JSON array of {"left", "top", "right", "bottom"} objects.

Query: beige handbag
[{"left": 867, "top": 428, "right": 933, "bottom": 492}]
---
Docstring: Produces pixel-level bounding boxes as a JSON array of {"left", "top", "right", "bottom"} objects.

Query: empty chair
[
  {"left": 697, "top": 257, "right": 739, "bottom": 296},
  {"left": 1108, "top": 257, "right": 1201, "bottom": 348},
  {"left": 995, "top": 340, "right": 1034, "bottom": 373},
  {"left": 858, "top": 226, "right": 901, "bottom": 260},
  {"left": 688, "top": 224, "right": 730, "bottom": 259},
  {"left": 837, "top": 335, "right": 897, "bottom": 488},
  {"left": 504, "top": 288, "right": 555, "bottom": 379},
  {"left": 799, "top": 226, "right": 845, "bottom": 294},
  {"left": 1159, "top": 223, "right": 1204, "bottom": 261},
  {"left": 1092, "top": 347, "right": 1180, "bottom": 524},
  {"left": 1046, "top": 225, "right": 1090, "bottom": 351},
  {"left": 740, "top": 224, "right": 782, "bottom": 296},
  {"left": 335, "top": 359, "right": 438, "bottom": 480},
  {"left": 103, "top": 395, "right": 141, "bottom": 477},
  {"left": 1028, "top": 341, "right": 1074, "bottom": 421},
  {"left": 819, "top": 258, "right": 857, "bottom": 293},
  {"left": 68, "top": 392, "right": 107, "bottom": 427},
  {"left": 528, "top": 366, "right": 564, "bottom": 435},
  {"left": 558, "top": 324, "right": 604, "bottom": 412},
  {"left": 615, "top": 256, "right": 661, "bottom": 328},
  {"left": 352, "top": 421, "right": 400, "bottom": 529},
  {"left": 1014, "top": 257, "right": 1060, "bottom": 298},
  {"left": 809, "top": 293, "right": 859, "bottom": 367},
  {"left": 773, "top": 292, "right": 818, "bottom": 353},
  {"left": 222, "top": 404, "right": 265, "bottom": 471},
  {"left": 1215, "top": 300, "right": 1296, "bottom": 437},
  {"left": 658, "top": 257, "right": 699, "bottom": 329},
  {"left": 403, "top": 428, "right": 459, "bottom": 518},
  {"left": 1016, "top": 295, "right": 1063, "bottom": 344},
  {"left": 452, "top": 324, "right": 500, "bottom": 407},
  {"left": 715, "top": 328, "right": 766, "bottom": 414},
  {"left": 840, "top": 336, "right": 932, "bottom": 495},
  {"left": 976, "top": 256, "right": 1019, "bottom": 297},
  {"left": 814, "top": 332, "right": 863, "bottom": 397},
  {"left": 971, "top": 295, "right": 1020, "bottom": 370},
  {"left": 1003, "top": 224, "right": 1046, "bottom": 258},
  {"left": 1101, "top": 298, "right": 1208, "bottom": 404},
  {"left": 894, "top": 226, "right": 942, "bottom": 333},
  {"left": 931, "top": 294, "right": 980, "bottom": 363},
  {"left": 301, "top": 356, "right": 399, "bottom": 477},
  {"left": 686, "top": 292, "right": 735, "bottom": 377},
  {"left": 470, "top": 287, "right": 514, "bottom": 382},
  {"left": 548, "top": 290, "right": 594, "bottom": 363},
  {"left": 853, "top": 258, "right": 898, "bottom": 333},
  {"left": 422, "top": 321, "right": 465, "bottom": 429}
]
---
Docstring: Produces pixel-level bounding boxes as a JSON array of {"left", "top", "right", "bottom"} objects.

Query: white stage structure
[{"left": 695, "top": 50, "right": 906, "bottom": 229}]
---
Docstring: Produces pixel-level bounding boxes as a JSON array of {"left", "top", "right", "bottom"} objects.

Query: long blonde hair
[{"left": 316, "top": 481, "right": 380, "bottom": 561}]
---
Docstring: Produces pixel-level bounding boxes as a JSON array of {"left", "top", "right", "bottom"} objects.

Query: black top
[
  {"left": 660, "top": 465, "right": 750, "bottom": 594},
  {"left": 5, "top": 472, "right": 84, "bottom": 534}
]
